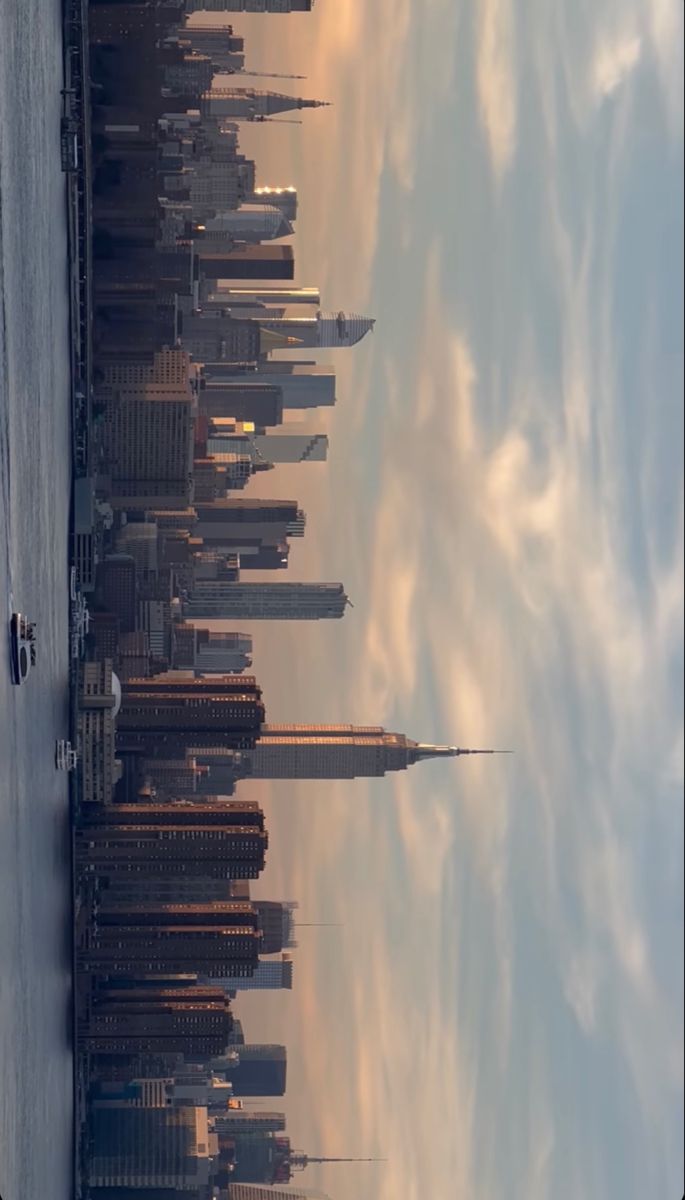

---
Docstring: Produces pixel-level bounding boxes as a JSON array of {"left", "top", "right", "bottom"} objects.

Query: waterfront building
[
  {"left": 97, "top": 555, "right": 137, "bottom": 633},
  {"left": 114, "top": 523, "right": 158, "bottom": 574},
  {"left": 77, "top": 800, "right": 268, "bottom": 882},
  {"left": 81, "top": 904, "right": 262, "bottom": 978},
  {"left": 81, "top": 986, "right": 234, "bottom": 1056},
  {"left": 99, "top": 349, "right": 193, "bottom": 391},
  {"left": 87, "top": 1105, "right": 214, "bottom": 1191},
  {"left": 116, "top": 631, "right": 152, "bottom": 683},
  {"left": 76, "top": 822, "right": 268, "bottom": 881},
  {"left": 78, "top": 660, "right": 122, "bottom": 805},
  {"left": 102, "top": 385, "right": 195, "bottom": 511},
  {"left": 116, "top": 672, "right": 265, "bottom": 756}
]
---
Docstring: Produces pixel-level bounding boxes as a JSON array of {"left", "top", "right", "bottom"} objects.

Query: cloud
[
  {"left": 474, "top": 0, "right": 519, "bottom": 175},
  {"left": 593, "top": 33, "right": 642, "bottom": 99}
]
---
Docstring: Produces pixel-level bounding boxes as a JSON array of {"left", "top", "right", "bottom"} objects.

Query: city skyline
[{"left": 0, "top": 3, "right": 680, "bottom": 1200}]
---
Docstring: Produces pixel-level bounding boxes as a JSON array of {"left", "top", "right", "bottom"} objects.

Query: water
[{"left": 0, "top": 0, "right": 74, "bottom": 1196}]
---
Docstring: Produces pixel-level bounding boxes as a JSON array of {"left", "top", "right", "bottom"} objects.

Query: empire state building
[{"left": 192, "top": 727, "right": 499, "bottom": 784}]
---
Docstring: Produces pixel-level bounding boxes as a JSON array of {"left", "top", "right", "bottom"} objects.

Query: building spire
[
  {"left": 290, "top": 1151, "right": 386, "bottom": 1171},
  {"left": 413, "top": 744, "right": 512, "bottom": 760}
]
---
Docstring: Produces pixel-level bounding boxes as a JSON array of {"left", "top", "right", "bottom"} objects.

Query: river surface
[{"left": 0, "top": 0, "right": 74, "bottom": 1196}]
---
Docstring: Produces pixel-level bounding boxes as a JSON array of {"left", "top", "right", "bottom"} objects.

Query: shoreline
[{"left": 61, "top": 1, "right": 92, "bottom": 1196}]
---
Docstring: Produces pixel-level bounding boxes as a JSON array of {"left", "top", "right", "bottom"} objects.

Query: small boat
[
  {"left": 10, "top": 613, "right": 36, "bottom": 685},
  {"left": 55, "top": 739, "right": 78, "bottom": 771}
]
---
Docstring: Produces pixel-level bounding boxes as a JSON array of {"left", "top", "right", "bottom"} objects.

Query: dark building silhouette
[
  {"left": 80, "top": 901, "right": 262, "bottom": 979},
  {"left": 81, "top": 984, "right": 234, "bottom": 1056},
  {"left": 215, "top": 1045, "right": 287, "bottom": 1098},
  {"left": 97, "top": 556, "right": 137, "bottom": 633},
  {"left": 197, "top": 245, "right": 294, "bottom": 282},
  {"left": 76, "top": 801, "right": 269, "bottom": 882},
  {"left": 116, "top": 672, "right": 265, "bottom": 757}
]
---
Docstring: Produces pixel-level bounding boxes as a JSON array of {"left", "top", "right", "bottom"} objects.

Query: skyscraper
[
  {"left": 258, "top": 311, "right": 375, "bottom": 349},
  {"left": 171, "top": 625, "right": 253, "bottom": 673},
  {"left": 208, "top": 954, "right": 294, "bottom": 991},
  {"left": 194, "top": 498, "right": 300, "bottom": 548},
  {"left": 101, "top": 387, "right": 195, "bottom": 510},
  {"left": 88, "top": 1105, "right": 214, "bottom": 1191},
  {"left": 250, "top": 728, "right": 497, "bottom": 778},
  {"left": 197, "top": 204, "right": 294, "bottom": 243},
  {"left": 76, "top": 801, "right": 269, "bottom": 882},
  {"left": 186, "top": 0, "right": 314, "bottom": 11},
  {"left": 206, "top": 422, "right": 328, "bottom": 465},
  {"left": 181, "top": 581, "right": 349, "bottom": 620},
  {"left": 198, "top": 244, "right": 295, "bottom": 283},
  {"left": 245, "top": 187, "right": 299, "bottom": 222},
  {"left": 227, "top": 1187, "right": 332, "bottom": 1200},
  {"left": 207, "top": 284, "right": 318, "bottom": 308},
  {"left": 178, "top": 24, "right": 245, "bottom": 71},
  {"left": 116, "top": 672, "right": 265, "bottom": 756},
  {"left": 252, "top": 432, "right": 328, "bottom": 463},
  {"left": 253, "top": 901, "right": 297, "bottom": 953},
  {"left": 81, "top": 985, "right": 234, "bottom": 1056},
  {"left": 191, "top": 730, "right": 501, "bottom": 784},
  {"left": 81, "top": 903, "right": 263, "bottom": 978},
  {"left": 198, "top": 81, "right": 326, "bottom": 121},
  {"left": 219, "top": 1044, "right": 287, "bottom": 1096}
]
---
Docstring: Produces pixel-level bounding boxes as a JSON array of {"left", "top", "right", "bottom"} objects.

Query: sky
[{"left": 193, "top": 5, "right": 684, "bottom": 1199}]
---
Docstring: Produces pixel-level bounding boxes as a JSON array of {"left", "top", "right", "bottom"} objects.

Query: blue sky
[{"left": 195, "top": 4, "right": 683, "bottom": 1198}]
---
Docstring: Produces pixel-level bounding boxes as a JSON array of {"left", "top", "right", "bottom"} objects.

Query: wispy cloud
[{"left": 474, "top": 0, "right": 519, "bottom": 175}]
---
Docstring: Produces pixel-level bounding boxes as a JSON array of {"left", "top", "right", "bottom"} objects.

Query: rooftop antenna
[
  {"left": 237, "top": 71, "right": 308, "bottom": 80},
  {"left": 290, "top": 1152, "right": 387, "bottom": 1173},
  {"left": 294, "top": 923, "right": 344, "bottom": 928}
]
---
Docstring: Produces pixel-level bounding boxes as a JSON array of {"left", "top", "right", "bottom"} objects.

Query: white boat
[
  {"left": 55, "top": 739, "right": 78, "bottom": 771},
  {"left": 9, "top": 613, "right": 36, "bottom": 685}
]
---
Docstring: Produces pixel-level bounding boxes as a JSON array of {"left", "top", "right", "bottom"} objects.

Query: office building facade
[{"left": 181, "top": 581, "right": 348, "bottom": 620}]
